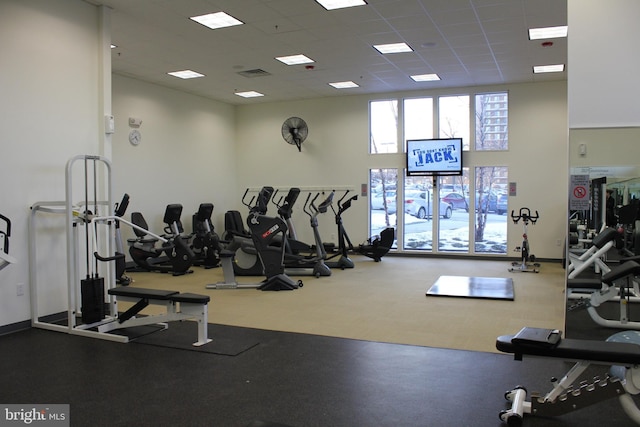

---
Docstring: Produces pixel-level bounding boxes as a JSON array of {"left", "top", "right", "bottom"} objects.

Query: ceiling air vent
[{"left": 238, "top": 69, "right": 271, "bottom": 78}]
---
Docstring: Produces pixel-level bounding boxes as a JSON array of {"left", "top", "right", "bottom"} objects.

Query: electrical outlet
[
  {"left": 556, "top": 239, "right": 562, "bottom": 247},
  {"left": 16, "top": 283, "right": 24, "bottom": 296}
]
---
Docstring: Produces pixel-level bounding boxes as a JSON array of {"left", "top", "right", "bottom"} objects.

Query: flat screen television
[{"left": 406, "top": 138, "right": 463, "bottom": 176}]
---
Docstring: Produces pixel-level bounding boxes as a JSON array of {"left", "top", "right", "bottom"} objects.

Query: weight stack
[{"left": 81, "top": 276, "right": 105, "bottom": 324}]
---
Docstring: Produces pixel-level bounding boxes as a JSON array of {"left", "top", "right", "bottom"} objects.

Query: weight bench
[
  {"left": 98, "top": 286, "right": 212, "bottom": 346},
  {"left": 496, "top": 327, "right": 640, "bottom": 425}
]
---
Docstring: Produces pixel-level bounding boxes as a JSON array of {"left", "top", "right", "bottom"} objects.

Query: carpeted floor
[{"left": 115, "top": 255, "right": 566, "bottom": 354}]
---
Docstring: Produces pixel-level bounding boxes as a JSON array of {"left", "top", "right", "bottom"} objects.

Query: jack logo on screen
[
  {"left": 1, "top": 405, "right": 69, "bottom": 426},
  {"left": 411, "top": 144, "right": 458, "bottom": 166}
]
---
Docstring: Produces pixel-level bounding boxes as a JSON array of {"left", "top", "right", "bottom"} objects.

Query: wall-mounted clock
[{"left": 129, "top": 129, "right": 142, "bottom": 146}]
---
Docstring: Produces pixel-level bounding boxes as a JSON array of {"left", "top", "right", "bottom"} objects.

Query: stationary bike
[
  {"left": 509, "top": 207, "right": 540, "bottom": 273},
  {"left": 190, "top": 203, "right": 222, "bottom": 268},
  {"left": 127, "top": 204, "right": 195, "bottom": 276}
]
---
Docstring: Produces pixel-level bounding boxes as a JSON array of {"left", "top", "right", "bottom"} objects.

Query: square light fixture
[
  {"left": 329, "top": 81, "right": 359, "bottom": 89},
  {"left": 533, "top": 64, "right": 565, "bottom": 73},
  {"left": 235, "top": 91, "right": 264, "bottom": 98},
  {"left": 190, "top": 12, "right": 244, "bottom": 30},
  {"left": 275, "top": 54, "right": 315, "bottom": 65},
  {"left": 410, "top": 73, "right": 440, "bottom": 82},
  {"left": 167, "top": 70, "right": 205, "bottom": 79},
  {"left": 528, "top": 25, "right": 568, "bottom": 40},
  {"left": 316, "top": 0, "right": 367, "bottom": 10},
  {"left": 373, "top": 43, "right": 413, "bottom": 54}
]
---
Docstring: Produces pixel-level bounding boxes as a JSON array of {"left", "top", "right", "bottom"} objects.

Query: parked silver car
[{"left": 405, "top": 190, "right": 453, "bottom": 219}]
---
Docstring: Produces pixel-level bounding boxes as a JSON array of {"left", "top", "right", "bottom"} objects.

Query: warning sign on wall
[{"left": 570, "top": 174, "right": 590, "bottom": 211}]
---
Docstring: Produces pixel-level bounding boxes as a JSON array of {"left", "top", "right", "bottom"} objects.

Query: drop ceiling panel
[{"left": 95, "top": 0, "right": 568, "bottom": 104}]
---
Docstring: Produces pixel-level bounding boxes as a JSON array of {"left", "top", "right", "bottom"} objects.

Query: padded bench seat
[
  {"left": 108, "top": 286, "right": 178, "bottom": 299},
  {"left": 169, "top": 292, "right": 210, "bottom": 304},
  {"left": 496, "top": 333, "right": 640, "bottom": 365}
]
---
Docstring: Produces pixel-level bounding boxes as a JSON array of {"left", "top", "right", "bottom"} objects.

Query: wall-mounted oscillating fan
[{"left": 281, "top": 117, "right": 308, "bottom": 152}]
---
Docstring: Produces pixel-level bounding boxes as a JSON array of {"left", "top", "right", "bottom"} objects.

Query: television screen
[{"left": 406, "top": 138, "right": 463, "bottom": 176}]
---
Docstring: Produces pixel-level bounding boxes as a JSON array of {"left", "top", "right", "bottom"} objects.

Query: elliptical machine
[
  {"left": 509, "top": 207, "right": 540, "bottom": 273},
  {"left": 281, "top": 191, "right": 333, "bottom": 277},
  {"left": 325, "top": 190, "right": 358, "bottom": 269},
  {"left": 245, "top": 188, "right": 301, "bottom": 290}
]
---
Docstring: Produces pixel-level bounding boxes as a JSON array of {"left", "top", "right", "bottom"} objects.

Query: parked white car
[
  {"left": 405, "top": 190, "right": 453, "bottom": 219},
  {"left": 371, "top": 191, "right": 396, "bottom": 214}
]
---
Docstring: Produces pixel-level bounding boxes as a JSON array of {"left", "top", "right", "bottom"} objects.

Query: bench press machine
[{"left": 497, "top": 327, "right": 640, "bottom": 425}]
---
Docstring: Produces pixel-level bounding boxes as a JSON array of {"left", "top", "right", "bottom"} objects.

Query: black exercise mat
[
  {"left": 113, "top": 321, "right": 260, "bottom": 356},
  {"left": 426, "top": 275, "right": 514, "bottom": 300}
]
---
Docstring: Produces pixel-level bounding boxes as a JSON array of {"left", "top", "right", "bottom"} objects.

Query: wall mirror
[{"left": 567, "top": 127, "right": 640, "bottom": 340}]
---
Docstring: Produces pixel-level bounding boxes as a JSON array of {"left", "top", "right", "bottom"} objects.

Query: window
[
  {"left": 370, "top": 100, "right": 398, "bottom": 153},
  {"left": 368, "top": 90, "right": 510, "bottom": 256},
  {"left": 369, "top": 168, "right": 398, "bottom": 248},
  {"left": 439, "top": 95, "right": 470, "bottom": 150},
  {"left": 404, "top": 97, "right": 433, "bottom": 144},
  {"left": 474, "top": 166, "right": 508, "bottom": 254},
  {"left": 475, "top": 92, "right": 508, "bottom": 151}
]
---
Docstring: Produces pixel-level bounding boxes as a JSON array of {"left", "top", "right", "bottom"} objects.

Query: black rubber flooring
[{"left": 0, "top": 321, "right": 638, "bottom": 427}]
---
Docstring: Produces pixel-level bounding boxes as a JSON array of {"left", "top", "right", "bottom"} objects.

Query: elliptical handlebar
[{"left": 303, "top": 192, "right": 320, "bottom": 217}]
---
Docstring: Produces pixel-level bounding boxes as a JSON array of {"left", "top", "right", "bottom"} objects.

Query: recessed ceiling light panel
[
  {"left": 410, "top": 74, "right": 440, "bottom": 82},
  {"left": 329, "top": 81, "right": 359, "bottom": 89},
  {"left": 316, "top": 0, "right": 367, "bottom": 10},
  {"left": 528, "top": 25, "right": 568, "bottom": 40},
  {"left": 235, "top": 91, "right": 264, "bottom": 98},
  {"left": 275, "top": 54, "right": 315, "bottom": 65},
  {"left": 190, "top": 12, "right": 244, "bottom": 30},
  {"left": 533, "top": 64, "right": 565, "bottom": 73},
  {"left": 167, "top": 70, "right": 205, "bottom": 79},
  {"left": 373, "top": 43, "right": 413, "bottom": 54}
]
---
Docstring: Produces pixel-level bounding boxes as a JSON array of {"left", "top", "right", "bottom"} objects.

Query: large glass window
[
  {"left": 403, "top": 176, "right": 435, "bottom": 251},
  {"left": 475, "top": 92, "right": 508, "bottom": 151},
  {"left": 474, "top": 166, "right": 508, "bottom": 254},
  {"left": 370, "top": 100, "right": 398, "bottom": 153},
  {"left": 438, "top": 171, "right": 470, "bottom": 252},
  {"left": 368, "top": 91, "right": 510, "bottom": 256},
  {"left": 439, "top": 95, "right": 470, "bottom": 150},
  {"left": 404, "top": 97, "right": 433, "bottom": 143},
  {"left": 370, "top": 168, "right": 398, "bottom": 248}
]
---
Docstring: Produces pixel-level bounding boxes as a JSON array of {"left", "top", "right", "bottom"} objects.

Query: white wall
[
  {"left": 236, "top": 81, "right": 568, "bottom": 258},
  {"left": 568, "top": 0, "right": 640, "bottom": 128},
  {"left": 111, "top": 74, "right": 237, "bottom": 241},
  {"left": 0, "top": 0, "right": 102, "bottom": 326}
]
